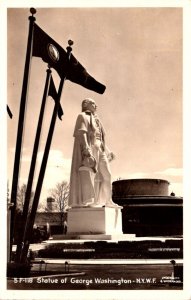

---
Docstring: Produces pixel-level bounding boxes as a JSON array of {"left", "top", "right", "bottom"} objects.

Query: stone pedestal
[{"left": 67, "top": 206, "right": 123, "bottom": 235}]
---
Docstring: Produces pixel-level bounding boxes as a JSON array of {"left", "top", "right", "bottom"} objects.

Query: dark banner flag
[
  {"left": 32, "top": 23, "right": 106, "bottom": 94},
  {"left": 48, "top": 75, "right": 64, "bottom": 120}
]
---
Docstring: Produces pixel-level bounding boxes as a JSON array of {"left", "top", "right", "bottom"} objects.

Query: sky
[{"left": 7, "top": 5, "right": 183, "bottom": 206}]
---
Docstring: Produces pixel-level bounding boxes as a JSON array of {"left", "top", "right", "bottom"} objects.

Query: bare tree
[
  {"left": 12, "top": 184, "right": 34, "bottom": 243},
  {"left": 16, "top": 184, "right": 34, "bottom": 212},
  {"left": 50, "top": 181, "right": 70, "bottom": 228}
]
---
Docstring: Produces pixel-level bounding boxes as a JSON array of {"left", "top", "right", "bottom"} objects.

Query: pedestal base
[
  {"left": 67, "top": 206, "right": 123, "bottom": 235},
  {"left": 51, "top": 233, "right": 135, "bottom": 241}
]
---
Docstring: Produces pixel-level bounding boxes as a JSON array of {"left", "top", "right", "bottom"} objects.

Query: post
[
  {"left": 9, "top": 8, "right": 36, "bottom": 260},
  {"left": 15, "top": 68, "right": 52, "bottom": 262},
  {"left": 20, "top": 40, "right": 74, "bottom": 263}
]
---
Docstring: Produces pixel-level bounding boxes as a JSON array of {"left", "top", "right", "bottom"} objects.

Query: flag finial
[
  {"left": 30, "top": 7, "right": 37, "bottom": 16},
  {"left": 68, "top": 40, "right": 74, "bottom": 46},
  {"left": 66, "top": 40, "right": 74, "bottom": 55}
]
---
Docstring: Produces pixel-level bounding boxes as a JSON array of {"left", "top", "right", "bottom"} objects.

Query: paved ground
[
  {"left": 7, "top": 261, "right": 183, "bottom": 290},
  {"left": 9, "top": 240, "right": 183, "bottom": 290}
]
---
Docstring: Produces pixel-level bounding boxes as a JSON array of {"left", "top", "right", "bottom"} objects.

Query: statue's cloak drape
[
  {"left": 68, "top": 112, "right": 106, "bottom": 207},
  {"left": 69, "top": 112, "right": 93, "bottom": 207}
]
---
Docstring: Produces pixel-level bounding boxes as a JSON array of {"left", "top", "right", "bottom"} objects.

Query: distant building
[
  {"left": 35, "top": 179, "right": 183, "bottom": 238},
  {"left": 35, "top": 198, "right": 67, "bottom": 235},
  {"left": 112, "top": 178, "right": 183, "bottom": 237}
]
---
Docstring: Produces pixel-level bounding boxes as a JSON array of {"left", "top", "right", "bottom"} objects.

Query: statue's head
[{"left": 82, "top": 98, "right": 97, "bottom": 113}]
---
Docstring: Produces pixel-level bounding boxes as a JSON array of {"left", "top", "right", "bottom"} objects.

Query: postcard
[{"left": 1, "top": 1, "right": 191, "bottom": 300}]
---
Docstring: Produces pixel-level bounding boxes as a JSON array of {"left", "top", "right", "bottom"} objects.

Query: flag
[
  {"left": 48, "top": 75, "right": 64, "bottom": 120},
  {"left": 32, "top": 24, "right": 106, "bottom": 94}
]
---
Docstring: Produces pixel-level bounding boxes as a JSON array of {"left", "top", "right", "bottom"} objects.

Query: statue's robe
[{"left": 69, "top": 112, "right": 94, "bottom": 207}]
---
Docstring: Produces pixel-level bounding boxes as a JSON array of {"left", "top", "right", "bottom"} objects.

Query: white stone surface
[
  {"left": 67, "top": 207, "right": 123, "bottom": 235},
  {"left": 52, "top": 233, "right": 135, "bottom": 240}
]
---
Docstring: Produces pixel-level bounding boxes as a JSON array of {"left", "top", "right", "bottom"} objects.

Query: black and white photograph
[{"left": 1, "top": 0, "right": 191, "bottom": 299}]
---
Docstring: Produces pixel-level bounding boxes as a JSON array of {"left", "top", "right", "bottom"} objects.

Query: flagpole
[
  {"left": 15, "top": 68, "right": 52, "bottom": 263},
  {"left": 20, "top": 40, "right": 74, "bottom": 263},
  {"left": 9, "top": 8, "right": 36, "bottom": 260},
  {"left": 7, "top": 105, "right": 13, "bottom": 119}
]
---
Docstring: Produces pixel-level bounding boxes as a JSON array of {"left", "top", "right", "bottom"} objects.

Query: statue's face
[{"left": 87, "top": 100, "right": 97, "bottom": 113}]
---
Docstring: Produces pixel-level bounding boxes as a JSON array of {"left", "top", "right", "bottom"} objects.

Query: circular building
[{"left": 112, "top": 179, "right": 183, "bottom": 237}]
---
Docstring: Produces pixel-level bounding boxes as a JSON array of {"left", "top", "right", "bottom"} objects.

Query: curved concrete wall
[{"left": 112, "top": 179, "right": 169, "bottom": 197}]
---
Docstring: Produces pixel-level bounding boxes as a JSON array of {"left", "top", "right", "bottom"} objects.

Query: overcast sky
[{"left": 7, "top": 6, "right": 183, "bottom": 204}]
